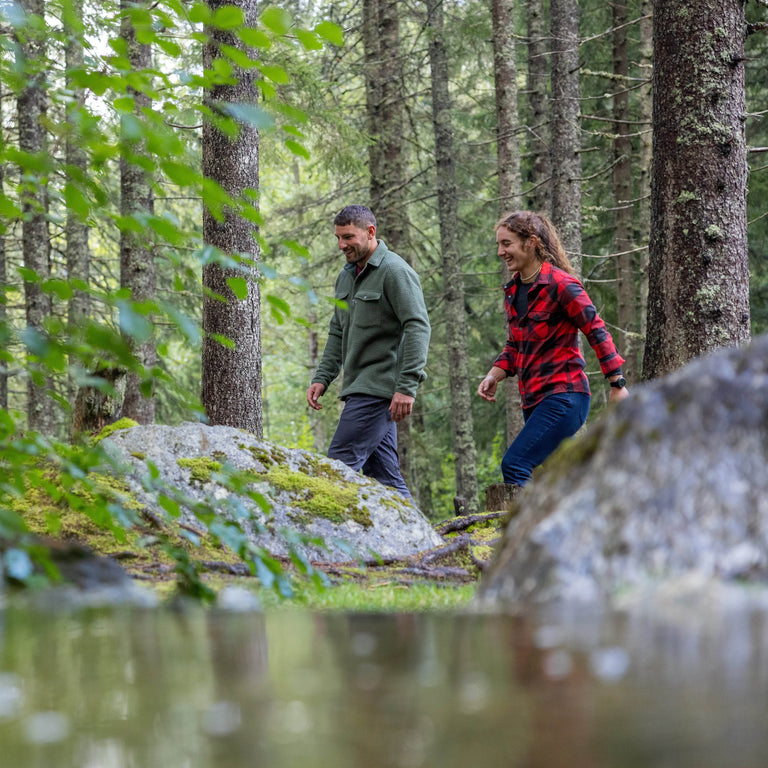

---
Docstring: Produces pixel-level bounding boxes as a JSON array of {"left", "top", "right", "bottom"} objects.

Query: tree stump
[
  {"left": 484, "top": 483, "right": 520, "bottom": 513},
  {"left": 71, "top": 366, "right": 127, "bottom": 437}
]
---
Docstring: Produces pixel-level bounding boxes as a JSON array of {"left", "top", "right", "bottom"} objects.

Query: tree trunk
[
  {"left": 637, "top": 0, "right": 653, "bottom": 375},
  {"left": 643, "top": 0, "right": 750, "bottom": 379},
  {"left": 426, "top": 0, "right": 480, "bottom": 514},
  {"left": 525, "top": 0, "right": 551, "bottom": 214},
  {"left": 362, "top": 0, "right": 419, "bottom": 492},
  {"left": 491, "top": 0, "right": 525, "bottom": 446},
  {"left": 17, "top": 0, "right": 55, "bottom": 434},
  {"left": 612, "top": 0, "right": 639, "bottom": 382},
  {"left": 363, "top": 0, "right": 408, "bottom": 249},
  {"left": 201, "top": 0, "right": 262, "bottom": 435},
  {"left": 65, "top": 0, "right": 90, "bottom": 403},
  {"left": 120, "top": 0, "right": 156, "bottom": 424},
  {"left": 549, "top": 0, "right": 582, "bottom": 275},
  {"left": 0, "top": 110, "right": 6, "bottom": 413}
]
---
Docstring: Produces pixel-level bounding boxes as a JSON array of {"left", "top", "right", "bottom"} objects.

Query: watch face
[{"left": 611, "top": 376, "right": 626, "bottom": 388}]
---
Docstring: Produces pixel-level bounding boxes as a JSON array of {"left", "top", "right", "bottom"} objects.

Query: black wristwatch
[{"left": 609, "top": 376, "right": 627, "bottom": 389}]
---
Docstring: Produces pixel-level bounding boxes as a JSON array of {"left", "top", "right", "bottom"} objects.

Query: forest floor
[
  {"left": 15, "top": 499, "right": 511, "bottom": 610},
  {"left": 138, "top": 510, "right": 510, "bottom": 610}
]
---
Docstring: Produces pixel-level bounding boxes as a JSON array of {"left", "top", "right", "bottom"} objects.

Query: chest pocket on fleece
[{"left": 353, "top": 290, "right": 383, "bottom": 328}]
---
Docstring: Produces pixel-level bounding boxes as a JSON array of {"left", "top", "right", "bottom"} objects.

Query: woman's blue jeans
[{"left": 501, "top": 392, "right": 590, "bottom": 486}]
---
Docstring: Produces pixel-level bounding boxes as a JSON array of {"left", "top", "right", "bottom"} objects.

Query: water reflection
[{"left": 0, "top": 604, "right": 767, "bottom": 767}]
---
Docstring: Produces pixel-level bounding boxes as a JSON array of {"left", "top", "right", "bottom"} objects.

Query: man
[{"left": 306, "top": 205, "right": 431, "bottom": 499}]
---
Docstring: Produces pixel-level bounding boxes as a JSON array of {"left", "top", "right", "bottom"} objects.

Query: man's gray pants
[{"left": 327, "top": 394, "right": 412, "bottom": 499}]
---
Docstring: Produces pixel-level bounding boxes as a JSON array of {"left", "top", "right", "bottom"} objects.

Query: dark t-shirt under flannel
[{"left": 493, "top": 262, "right": 625, "bottom": 410}]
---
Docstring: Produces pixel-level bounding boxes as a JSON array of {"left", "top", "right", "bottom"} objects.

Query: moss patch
[
  {"left": 243, "top": 443, "right": 288, "bottom": 470},
  {"left": 92, "top": 418, "right": 139, "bottom": 444},
  {"left": 265, "top": 464, "right": 372, "bottom": 528},
  {"left": 177, "top": 457, "right": 223, "bottom": 485},
  {"left": 12, "top": 466, "right": 242, "bottom": 580}
]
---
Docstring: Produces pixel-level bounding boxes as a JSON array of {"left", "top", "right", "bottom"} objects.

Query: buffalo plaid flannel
[{"left": 493, "top": 261, "right": 625, "bottom": 410}]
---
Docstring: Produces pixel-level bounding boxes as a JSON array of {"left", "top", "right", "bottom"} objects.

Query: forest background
[{"left": 0, "top": 0, "right": 766, "bottom": 561}]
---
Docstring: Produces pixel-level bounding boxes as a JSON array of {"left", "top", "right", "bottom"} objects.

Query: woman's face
[{"left": 496, "top": 226, "right": 539, "bottom": 276}]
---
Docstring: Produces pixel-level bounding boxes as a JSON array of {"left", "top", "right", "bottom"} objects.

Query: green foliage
[{"left": 0, "top": 0, "right": 344, "bottom": 597}]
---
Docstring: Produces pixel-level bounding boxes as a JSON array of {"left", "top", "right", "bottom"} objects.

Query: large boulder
[
  {"left": 478, "top": 335, "right": 768, "bottom": 608},
  {"left": 101, "top": 422, "right": 443, "bottom": 563}
]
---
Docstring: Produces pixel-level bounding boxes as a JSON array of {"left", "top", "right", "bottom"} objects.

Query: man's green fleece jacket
[{"left": 312, "top": 240, "right": 431, "bottom": 400}]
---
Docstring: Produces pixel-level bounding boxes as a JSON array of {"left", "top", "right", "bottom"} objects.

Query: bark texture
[
  {"left": 427, "top": 0, "right": 479, "bottom": 514},
  {"left": 362, "top": 0, "right": 419, "bottom": 498},
  {"left": 65, "top": 0, "right": 90, "bottom": 402},
  {"left": 363, "top": 0, "right": 408, "bottom": 250},
  {"left": 549, "top": 0, "right": 582, "bottom": 274},
  {"left": 120, "top": 0, "right": 156, "bottom": 424},
  {"left": 18, "top": 0, "right": 55, "bottom": 433},
  {"left": 612, "top": 0, "right": 639, "bottom": 382},
  {"left": 643, "top": 0, "right": 750, "bottom": 379},
  {"left": 525, "top": 0, "right": 551, "bottom": 214},
  {"left": 491, "top": 0, "right": 524, "bottom": 445},
  {"left": 637, "top": 0, "right": 653, "bottom": 368},
  {"left": 0, "top": 93, "right": 6, "bottom": 412},
  {"left": 202, "top": 0, "right": 262, "bottom": 435}
]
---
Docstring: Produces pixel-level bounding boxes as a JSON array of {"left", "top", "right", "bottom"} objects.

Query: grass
[{"left": 258, "top": 579, "right": 478, "bottom": 612}]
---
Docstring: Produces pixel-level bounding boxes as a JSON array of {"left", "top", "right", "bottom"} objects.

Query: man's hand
[
  {"left": 306, "top": 383, "right": 326, "bottom": 410},
  {"left": 389, "top": 392, "right": 415, "bottom": 422}
]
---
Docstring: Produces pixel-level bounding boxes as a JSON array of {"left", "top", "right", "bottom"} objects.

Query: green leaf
[
  {"left": 0, "top": 194, "right": 21, "bottom": 219},
  {"left": 41, "top": 279, "right": 73, "bottom": 301},
  {"left": 108, "top": 37, "right": 129, "bottom": 56},
  {"left": 221, "top": 102, "right": 275, "bottom": 130},
  {"left": 17, "top": 266, "right": 40, "bottom": 283},
  {"left": 188, "top": 2, "right": 210, "bottom": 23},
  {"left": 120, "top": 114, "right": 143, "bottom": 140},
  {"left": 209, "top": 333, "right": 235, "bottom": 350},
  {"left": 212, "top": 5, "right": 244, "bottom": 29},
  {"left": 113, "top": 96, "right": 135, "bottom": 113},
  {"left": 258, "top": 64, "right": 290, "bottom": 84},
  {"left": 148, "top": 215, "right": 183, "bottom": 244},
  {"left": 227, "top": 276, "right": 249, "bottom": 300},
  {"left": 161, "top": 160, "right": 200, "bottom": 187},
  {"left": 295, "top": 29, "right": 322, "bottom": 50},
  {"left": 158, "top": 494, "right": 181, "bottom": 517},
  {"left": 285, "top": 139, "right": 310, "bottom": 159},
  {"left": 220, "top": 43, "right": 259, "bottom": 69},
  {"left": 282, "top": 239, "right": 311, "bottom": 258},
  {"left": 156, "top": 37, "right": 182, "bottom": 57},
  {"left": 238, "top": 27, "right": 271, "bottom": 49},
  {"left": 266, "top": 294, "right": 290, "bottom": 323},
  {"left": 118, "top": 301, "right": 153, "bottom": 342},
  {"left": 261, "top": 7, "right": 291, "bottom": 34},
  {"left": 63, "top": 183, "right": 90, "bottom": 218},
  {"left": 315, "top": 21, "right": 344, "bottom": 46}
]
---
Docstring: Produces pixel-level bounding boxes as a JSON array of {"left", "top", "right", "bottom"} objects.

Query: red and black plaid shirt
[{"left": 493, "top": 262, "right": 625, "bottom": 410}]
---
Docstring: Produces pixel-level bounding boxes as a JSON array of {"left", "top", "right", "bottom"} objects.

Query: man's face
[{"left": 335, "top": 223, "right": 376, "bottom": 267}]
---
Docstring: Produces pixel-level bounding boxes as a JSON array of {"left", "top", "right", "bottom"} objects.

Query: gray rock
[
  {"left": 478, "top": 334, "right": 768, "bottom": 608},
  {"left": 100, "top": 422, "right": 443, "bottom": 563},
  {"left": 216, "top": 585, "right": 262, "bottom": 612}
]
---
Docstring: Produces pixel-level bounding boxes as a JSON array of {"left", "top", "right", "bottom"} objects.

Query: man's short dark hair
[{"left": 334, "top": 205, "right": 377, "bottom": 230}]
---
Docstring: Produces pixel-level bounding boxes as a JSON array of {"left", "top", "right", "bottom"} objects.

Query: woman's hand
[
  {"left": 609, "top": 385, "right": 629, "bottom": 404},
  {"left": 478, "top": 375, "right": 500, "bottom": 402}
]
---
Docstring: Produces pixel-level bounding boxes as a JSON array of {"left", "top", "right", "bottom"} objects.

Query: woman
[{"left": 478, "top": 211, "right": 629, "bottom": 486}]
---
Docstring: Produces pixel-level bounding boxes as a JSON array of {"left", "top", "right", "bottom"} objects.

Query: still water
[{"left": 1, "top": 602, "right": 768, "bottom": 768}]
